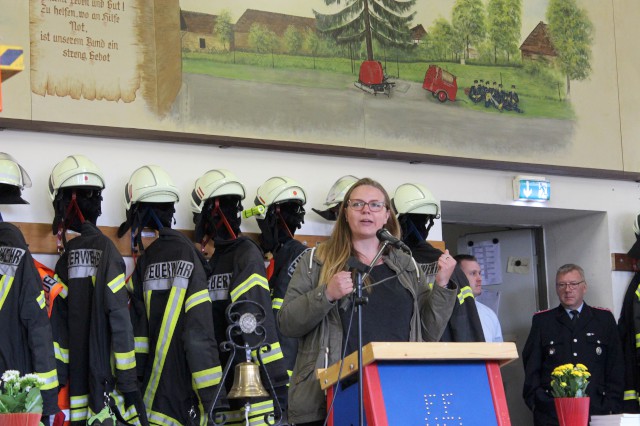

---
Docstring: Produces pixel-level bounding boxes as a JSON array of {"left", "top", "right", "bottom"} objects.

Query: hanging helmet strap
[
  {"left": 56, "top": 190, "right": 86, "bottom": 253},
  {"left": 130, "top": 205, "right": 164, "bottom": 260},
  {"left": 212, "top": 198, "right": 237, "bottom": 241},
  {"left": 275, "top": 205, "right": 294, "bottom": 240},
  {"left": 0, "top": 212, "right": 3, "bottom": 222}
]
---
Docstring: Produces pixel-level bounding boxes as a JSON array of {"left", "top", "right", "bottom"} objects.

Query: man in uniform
[{"left": 522, "top": 264, "right": 624, "bottom": 425}]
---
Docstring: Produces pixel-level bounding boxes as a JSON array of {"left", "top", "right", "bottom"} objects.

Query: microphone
[
  {"left": 376, "top": 228, "right": 411, "bottom": 253},
  {"left": 241, "top": 205, "right": 266, "bottom": 219}
]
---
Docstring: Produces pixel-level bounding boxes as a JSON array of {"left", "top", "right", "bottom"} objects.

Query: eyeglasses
[
  {"left": 556, "top": 280, "right": 584, "bottom": 290},
  {"left": 347, "top": 199, "right": 387, "bottom": 212}
]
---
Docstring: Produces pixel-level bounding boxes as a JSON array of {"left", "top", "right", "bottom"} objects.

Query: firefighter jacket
[
  {"left": 0, "top": 222, "right": 59, "bottom": 415},
  {"left": 278, "top": 247, "right": 457, "bottom": 424},
  {"left": 51, "top": 222, "right": 138, "bottom": 425},
  {"left": 523, "top": 303, "right": 625, "bottom": 425},
  {"left": 618, "top": 272, "right": 640, "bottom": 412},
  {"left": 270, "top": 238, "right": 310, "bottom": 377},
  {"left": 208, "top": 236, "right": 289, "bottom": 423},
  {"left": 129, "top": 228, "right": 225, "bottom": 426},
  {"left": 409, "top": 241, "right": 485, "bottom": 342}
]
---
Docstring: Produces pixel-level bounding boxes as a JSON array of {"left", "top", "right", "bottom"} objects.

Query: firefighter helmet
[
  {"left": 323, "top": 175, "right": 358, "bottom": 208},
  {"left": 190, "top": 169, "right": 245, "bottom": 214},
  {"left": 48, "top": 155, "right": 105, "bottom": 200},
  {"left": 634, "top": 213, "right": 640, "bottom": 237},
  {"left": 392, "top": 183, "right": 440, "bottom": 217},
  {"left": 0, "top": 153, "right": 32, "bottom": 189},
  {"left": 255, "top": 176, "right": 306, "bottom": 208},
  {"left": 124, "top": 165, "right": 179, "bottom": 210}
]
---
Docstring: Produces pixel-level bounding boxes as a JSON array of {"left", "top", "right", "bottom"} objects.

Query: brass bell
[{"left": 227, "top": 362, "right": 270, "bottom": 399}]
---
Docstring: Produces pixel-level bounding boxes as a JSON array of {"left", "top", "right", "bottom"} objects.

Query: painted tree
[
  {"left": 304, "top": 29, "right": 321, "bottom": 69},
  {"left": 452, "top": 0, "right": 486, "bottom": 60},
  {"left": 249, "top": 23, "right": 279, "bottom": 67},
  {"left": 313, "top": 0, "right": 416, "bottom": 62},
  {"left": 546, "top": 0, "right": 594, "bottom": 96},
  {"left": 487, "top": 0, "right": 521, "bottom": 63},
  {"left": 215, "top": 9, "right": 233, "bottom": 51},
  {"left": 284, "top": 25, "right": 303, "bottom": 55},
  {"left": 427, "top": 18, "right": 458, "bottom": 61}
]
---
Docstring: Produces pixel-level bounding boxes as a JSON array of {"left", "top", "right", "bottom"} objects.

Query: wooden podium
[{"left": 317, "top": 342, "right": 518, "bottom": 426}]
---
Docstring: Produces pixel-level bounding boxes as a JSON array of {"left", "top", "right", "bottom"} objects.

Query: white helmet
[
  {"left": 255, "top": 176, "right": 306, "bottom": 207},
  {"left": 0, "top": 153, "right": 31, "bottom": 189},
  {"left": 323, "top": 175, "right": 358, "bottom": 208},
  {"left": 190, "top": 169, "right": 245, "bottom": 214},
  {"left": 124, "top": 165, "right": 179, "bottom": 210},
  {"left": 49, "top": 155, "right": 105, "bottom": 200},
  {"left": 392, "top": 183, "right": 440, "bottom": 217}
]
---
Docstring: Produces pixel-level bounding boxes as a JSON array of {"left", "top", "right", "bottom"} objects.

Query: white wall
[{"left": 2, "top": 128, "right": 639, "bottom": 316}]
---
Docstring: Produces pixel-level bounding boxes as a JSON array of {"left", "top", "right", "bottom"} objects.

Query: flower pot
[
  {"left": 0, "top": 413, "right": 42, "bottom": 426},
  {"left": 554, "top": 397, "right": 590, "bottom": 426}
]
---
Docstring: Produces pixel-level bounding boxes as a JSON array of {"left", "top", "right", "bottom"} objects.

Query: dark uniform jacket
[
  {"left": 0, "top": 222, "right": 59, "bottom": 415},
  {"left": 410, "top": 241, "right": 485, "bottom": 342},
  {"left": 52, "top": 222, "right": 137, "bottom": 425},
  {"left": 270, "top": 238, "right": 310, "bottom": 376},
  {"left": 523, "top": 303, "right": 624, "bottom": 425},
  {"left": 618, "top": 272, "right": 640, "bottom": 412},
  {"left": 129, "top": 228, "right": 225, "bottom": 426},
  {"left": 208, "top": 236, "right": 289, "bottom": 423}
]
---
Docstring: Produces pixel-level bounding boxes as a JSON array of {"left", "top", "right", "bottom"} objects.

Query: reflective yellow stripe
[
  {"left": 230, "top": 274, "right": 269, "bottom": 302},
  {"left": 246, "top": 400, "right": 276, "bottom": 426},
  {"left": 115, "top": 350, "right": 136, "bottom": 370},
  {"left": 145, "top": 290, "right": 152, "bottom": 320},
  {"left": 148, "top": 409, "right": 182, "bottom": 426},
  {"left": 36, "top": 290, "right": 46, "bottom": 309},
  {"left": 37, "top": 369, "right": 59, "bottom": 390},
  {"left": 251, "top": 342, "right": 284, "bottom": 364},
  {"left": 108, "top": 273, "right": 126, "bottom": 294},
  {"left": 635, "top": 332, "right": 640, "bottom": 349},
  {"left": 624, "top": 390, "right": 638, "bottom": 401},
  {"left": 143, "top": 286, "right": 185, "bottom": 410},
  {"left": 125, "top": 276, "right": 134, "bottom": 293},
  {"left": 0, "top": 275, "right": 14, "bottom": 310},
  {"left": 428, "top": 282, "right": 434, "bottom": 291},
  {"left": 70, "top": 394, "right": 89, "bottom": 421},
  {"left": 56, "top": 279, "right": 68, "bottom": 299},
  {"left": 635, "top": 283, "right": 640, "bottom": 301},
  {"left": 192, "top": 365, "right": 223, "bottom": 389},
  {"left": 135, "top": 337, "right": 149, "bottom": 354},
  {"left": 185, "top": 289, "right": 210, "bottom": 313},
  {"left": 272, "top": 298, "right": 283, "bottom": 310},
  {"left": 457, "top": 286, "right": 474, "bottom": 304},
  {"left": 54, "top": 342, "right": 69, "bottom": 364}
]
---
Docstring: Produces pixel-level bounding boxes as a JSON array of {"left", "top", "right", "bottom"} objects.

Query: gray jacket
[{"left": 277, "top": 247, "right": 457, "bottom": 424}]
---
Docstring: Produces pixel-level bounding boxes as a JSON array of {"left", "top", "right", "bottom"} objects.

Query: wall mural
[{"left": 0, "top": 0, "right": 637, "bottom": 176}]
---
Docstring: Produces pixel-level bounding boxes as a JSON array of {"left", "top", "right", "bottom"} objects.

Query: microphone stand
[{"left": 353, "top": 241, "right": 389, "bottom": 426}]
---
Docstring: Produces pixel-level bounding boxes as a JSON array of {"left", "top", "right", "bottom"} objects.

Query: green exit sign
[{"left": 513, "top": 176, "right": 550, "bottom": 202}]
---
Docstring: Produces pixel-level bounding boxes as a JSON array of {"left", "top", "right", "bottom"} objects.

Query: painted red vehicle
[
  {"left": 354, "top": 60, "right": 394, "bottom": 96},
  {"left": 422, "top": 64, "right": 458, "bottom": 102}
]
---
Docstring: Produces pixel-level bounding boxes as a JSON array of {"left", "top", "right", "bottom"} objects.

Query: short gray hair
[{"left": 556, "top": 263, "right": 585, "bottom": 282}]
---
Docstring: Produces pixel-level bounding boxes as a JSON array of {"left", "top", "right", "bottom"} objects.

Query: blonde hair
[{"left": 316, "top": 178, "right": 400, "bottom": 287}]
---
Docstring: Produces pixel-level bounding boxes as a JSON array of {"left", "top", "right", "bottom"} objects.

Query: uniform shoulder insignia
[
  {"left": 592, "top": 306, "right": 611, "bottom": 311},
  {"left": 534, "top": 308, "right": 552, "bottom": 315}
]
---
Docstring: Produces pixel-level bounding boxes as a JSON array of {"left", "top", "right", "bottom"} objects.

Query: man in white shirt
[{"left": 454, "top": 254, "right": 503, "bottom": 342}]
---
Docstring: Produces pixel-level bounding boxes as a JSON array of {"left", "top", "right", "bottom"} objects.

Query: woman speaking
[{"left": 278, "top": 178, "right": 457, "bottom": 426}]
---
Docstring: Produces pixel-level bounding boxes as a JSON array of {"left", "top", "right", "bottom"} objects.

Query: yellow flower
[{"left": 550, "top": 363, "right": 590, "bottom": 398}]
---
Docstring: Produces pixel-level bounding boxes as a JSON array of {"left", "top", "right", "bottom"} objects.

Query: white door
[{"left": 458, "top": 228, "right": 539, "bottom": 426}]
